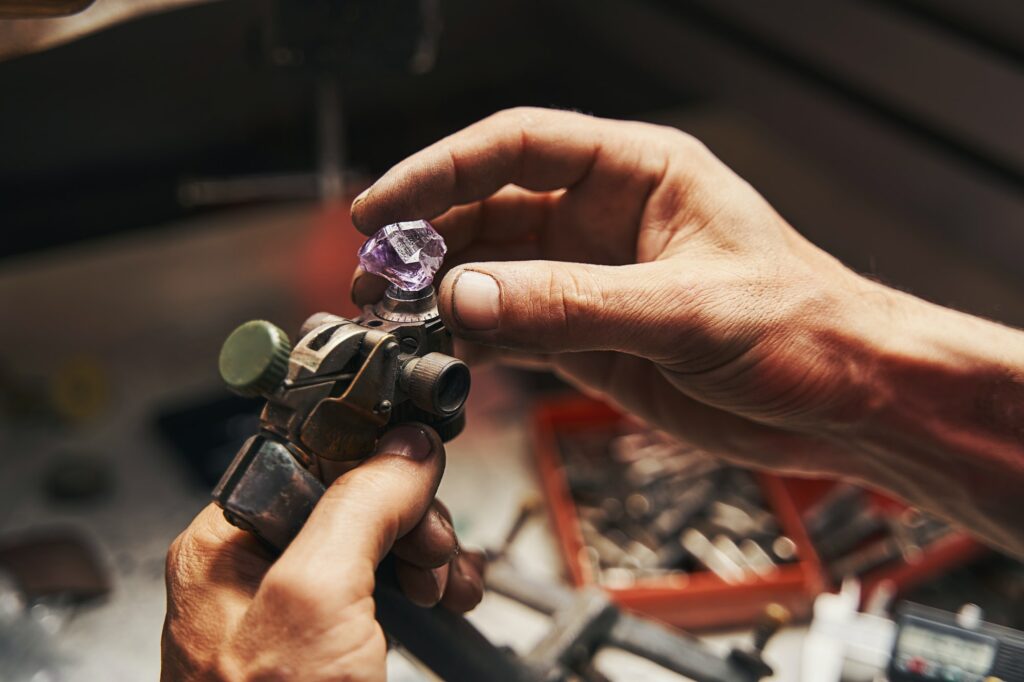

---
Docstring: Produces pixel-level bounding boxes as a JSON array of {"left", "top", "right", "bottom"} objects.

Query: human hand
[
  {"left": 349, "top": 108, "right": 889, "bottom": 482},
  {"left": 350, "top": 106, "right": 1024, "bottom": 558},
  {"left": 161, "top": 425, "right": 484, "bottom": 681}
]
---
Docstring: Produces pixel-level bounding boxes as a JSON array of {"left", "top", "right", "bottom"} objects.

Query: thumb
[
  {"left": 259, "top": 424, "right": 445, "bottom": 609},
  {"left": 439, "top": 261, "right": 671, "bottom": 357}
]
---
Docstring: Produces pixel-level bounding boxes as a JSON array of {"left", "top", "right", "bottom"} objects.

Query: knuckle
[
  {"left": 492, "top": 105, "right": 541, "bottom": 123},
  {"left": 166, "top": 513, "right": 226, "bottom": 574},
  {"left": 166, "top": 529, "right": 195, "bottom": 577},
  {"left": 665, "top": 127, "right": 709, "bottom": 157},
  {"left": 166, "top": 534, "right": 184, "bottom": 569},
  {"left": 549, "top": 265, "right": 605, "bottom": 334},
  {"left": 635, "top": 121, "right": 710, "bottom": 158},
  {"left": 489, "top": 106, "right": 589, "bottom": 131},
  {"left": 164, "top": 526, "right": 218, "bottom": 598}
]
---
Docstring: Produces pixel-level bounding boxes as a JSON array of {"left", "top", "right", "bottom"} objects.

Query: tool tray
[
  {"left": 532, "top": 396, "right": 985, "bottom": 630},
  {"left": 783, "top": 478, "right": 986, "bottom": 608},
  {"left": 532, "top": 396, "right": 825, "bottom": 630}
]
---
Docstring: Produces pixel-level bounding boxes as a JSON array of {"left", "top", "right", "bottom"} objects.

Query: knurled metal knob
[
  {"left": 403, "top": 352, "right": 470, "bottom": 416},
  {"left": 219, "top": 320, "right": 292, "bottom": 397}
]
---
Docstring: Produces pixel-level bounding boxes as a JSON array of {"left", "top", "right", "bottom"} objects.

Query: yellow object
[{"left": 51, "top": 356, "right": 110, "bottom": 422}]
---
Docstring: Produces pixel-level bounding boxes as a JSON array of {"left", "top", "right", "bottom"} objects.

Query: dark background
[{"left": 2, "top": 0, "right": 1022, "bottom": 290}]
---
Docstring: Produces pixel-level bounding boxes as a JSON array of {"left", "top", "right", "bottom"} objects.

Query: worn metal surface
[
  {"left": 251, "top": 285, "right": 468, "bottom": 467},
  {"left": 212, "top": 436, "right": 325, "bottom": 551}
]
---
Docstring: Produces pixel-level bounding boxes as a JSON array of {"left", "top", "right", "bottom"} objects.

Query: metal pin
[
  {"left": 625, "top": 492, "right": 652, "bottom": 520},
  {"left": 771, "top": 536, "right": 798, "bottom": 562},
  {"left": 713, "top": 535, "right": 755, "bottom": 580},
  {"left": 739, "top": 539, "right": 778, "bottom": 578},
  {"left": 600, "top": 567, "right": 637, "bottom": 589},
  {"left": 682, "top": 529, "right": 745, "bottom": 584},
  {"left": 651, "top": 477, "right": 717, "bottom": 540}
]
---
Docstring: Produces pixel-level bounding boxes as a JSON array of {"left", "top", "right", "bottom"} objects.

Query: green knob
[{"left": 219, "top": 320, "right": 292, "bottom": 397}]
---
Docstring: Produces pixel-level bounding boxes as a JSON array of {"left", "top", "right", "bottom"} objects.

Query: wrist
[
  {"left": 851, "top": 284, "right": 1023, "bottom": 456},
  {"left": 833, "top": 278, "right": 1024, "bottom": 551}
]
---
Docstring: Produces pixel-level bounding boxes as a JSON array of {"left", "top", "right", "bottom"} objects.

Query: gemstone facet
[{"left": 358, "top": 220, "right": 447, "bottom": 291}]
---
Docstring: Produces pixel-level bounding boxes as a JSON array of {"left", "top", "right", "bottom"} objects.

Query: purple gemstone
[{"left": 357, "top": 219, "right": 448, "bottom": 291}]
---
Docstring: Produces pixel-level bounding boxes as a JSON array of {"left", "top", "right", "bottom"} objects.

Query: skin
[
  {"left": 165, "top": 107, "right": 1024, "bottom": 680},
  {"left": 161, "top": 425, "right": 483, "bottom": 681},
  {"left": 350, "top": 107, "right": 1024, "bottom": 554}
]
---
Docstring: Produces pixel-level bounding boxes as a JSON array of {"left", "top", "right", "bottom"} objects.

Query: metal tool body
[
  {"left": 248, "top": 285, "right": 468, "bottom": 468},
  {"left": 210, "top": 286, "right": 537, "bottom": 681},
  {"left": 485, "top": 561, "right": 781, "bottom": 682},
  {"left": 214, "top": 284, "right": 470, "bottom": 545}
]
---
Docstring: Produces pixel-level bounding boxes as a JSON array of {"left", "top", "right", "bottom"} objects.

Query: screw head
[{"left": 219, "top": 320, "right": 292, "bottom": 397}]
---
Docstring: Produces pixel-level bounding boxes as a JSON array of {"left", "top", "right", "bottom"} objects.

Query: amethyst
[{"left": 357, "top": 220, "right": 447, "bottom": 291}]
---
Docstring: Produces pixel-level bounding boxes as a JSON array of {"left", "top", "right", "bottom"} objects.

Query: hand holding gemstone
[{"left": 357, "top": 220, "right": 447, "bottom": 291}]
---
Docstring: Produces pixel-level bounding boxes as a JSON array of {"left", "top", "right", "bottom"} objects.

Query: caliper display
[{"left": 895, "top": 622, "right": 996, "bottom": 674}]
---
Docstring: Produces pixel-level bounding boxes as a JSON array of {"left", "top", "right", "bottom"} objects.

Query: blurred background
[{"left": 0, "top": 1, "right": 1022, "bottom": 681}]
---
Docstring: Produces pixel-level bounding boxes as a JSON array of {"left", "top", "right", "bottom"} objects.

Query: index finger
[{"left": 351, "top": 107, "right": 609, "bottom": 234}]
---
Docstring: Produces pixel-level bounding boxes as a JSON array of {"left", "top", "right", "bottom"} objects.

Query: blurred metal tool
[
  {"left": 683, "top": 529, "right": 746, "bottom": 584},
  {"left": 486, "top": 561, "right": 785, "bottom": 682},
  {"left": 828, "top": 512, "right": 951, "bottom": 581},
  {"left": 488, "top": 495, "right": 543, "bottom": 562},
  {"left": 560, "top": 427, "right": 795, "bottom": 585},
  {"left": 802, "top": 483, "right": 866, "bottom": 540},
  {"left": 726, "top": 603, "right": 791, "bottom": 680},
  {"left": 739, "top": 539, "right": 778, "bottom": 578},
  {"left": 804, "top": 484, "right": 954, "bottom": 582},
  {"left": 814, "top": 506, "right": 887, "bottom": 561}
]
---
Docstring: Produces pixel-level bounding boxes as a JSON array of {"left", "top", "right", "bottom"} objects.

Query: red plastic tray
[
  {"left": 781, "top": 478, "right": 987, "bottom": 607},
  {"left": 531, "top": 396, "right": 988, "bottom": 629},
  {"left": 531, "top": 396, "right": 826, "bottom": 630}
]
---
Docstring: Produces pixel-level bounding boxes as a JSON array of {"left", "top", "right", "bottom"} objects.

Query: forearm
[{"left": 850, "top": 284, "right": 1024, "bottom": 557}]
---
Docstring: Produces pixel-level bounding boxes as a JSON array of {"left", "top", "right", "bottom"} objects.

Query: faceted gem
[{"left": 357, "top": 219, "right": 447, "bottom": 291}]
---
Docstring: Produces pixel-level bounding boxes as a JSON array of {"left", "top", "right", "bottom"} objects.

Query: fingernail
[
  {"left": 455, "top": 554, "right": 483, "bottom": 591},
  {"left": 432, "top": 508, "right": 456, "bottom": 538},
  {"left": 352, "top": 187, "right": 370, "bottom": 205},
  {"left": 375, "top": 425, "right": 432, "bottom": 460},
  {"left": 432, "top": 563, "right": 450, "bottom": 596},
  {"left": 453, "top": 271, "right": 500, "bottom": 331}
]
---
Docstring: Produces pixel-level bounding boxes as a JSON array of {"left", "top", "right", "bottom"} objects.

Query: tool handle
[
  {"left": 375, "top": 558, "right": 534, "bottom": 681},
  {"left": 213, "top": 434, "right": 535, "bottom": 682}
]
